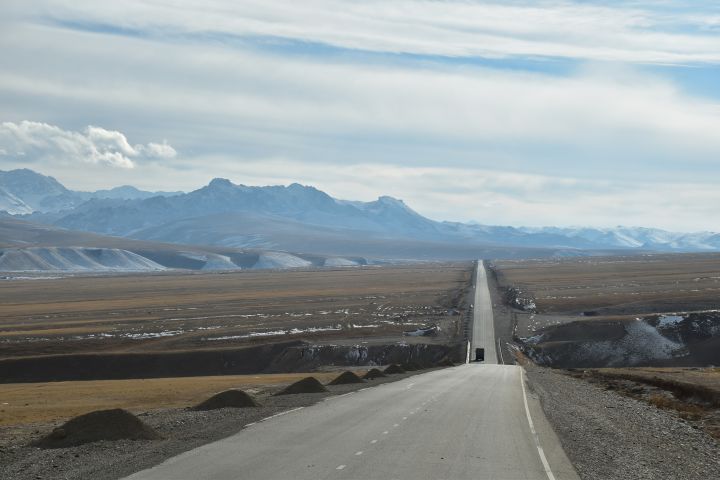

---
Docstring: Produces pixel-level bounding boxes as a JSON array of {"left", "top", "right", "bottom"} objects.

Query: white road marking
[
  {"left": 324, "top": 392, "right": 356, "bottom": 402},
  {"left": 393, "top": 424, "right": 399, "bottom": 428},
  {"left": 520, "top": 369, "right": 557, "bottom": 480},
  {"left": 355, "top": 451, "right": 363, "bottom": 456},
  {"left": 336, "top": 465, "right": 346, "bottom": 470},
  {"left": 244, "top": 422, "right": 257, "bottom": 427},
  {"left": 402, "top": 416, "right": 408, "bottom": 420},
  {"left": 382, "top": 431, "right": 389, "bottom": 435},
  {"left": 497, "top": 338, "right": 506, "bottom": 364},
  {"left": 370, "top": 440, "right": 378, "bottom": 444},
  {"left": 260, "top": 407, "right": 304, "bottom": 422}
]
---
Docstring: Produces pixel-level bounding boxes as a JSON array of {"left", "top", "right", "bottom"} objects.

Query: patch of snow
[
  {"left": 0, "top": 247, "right": 166, "bottom": 272},
  {"left": 657, "top": 314, "right": 685, "bottom": 328},
  {"left": 323, "top": 257, "right": 359, "bottom": 267},
  {"left": 0, "top": 187, "right": 34, "bottom": 214},
  {"left": 577, "top": 319, "right": 686, "bottom": 366},
  {"left": 201, "top": 324, "right": 343, "bottom": 341},
  {"left": 252, "top": 251, "right": 312, "bottom": 270}
]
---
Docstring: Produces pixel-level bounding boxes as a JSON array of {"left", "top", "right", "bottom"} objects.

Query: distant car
[{"left": 475, "top": 348, "right": 485, "bottom": 362}]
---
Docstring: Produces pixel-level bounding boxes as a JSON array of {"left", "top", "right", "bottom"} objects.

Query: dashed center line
[
  {"left": 393, "top": 423, "right": 399, "bottom": 427},
  {"left": 382, "top": 431, "right": 389, "bottom": 435},
  {"left": 336, "top": 465, "right": 346, "bottom": 470},
  {"left": 355, "top": 451, "right": 363, "bottom": 456},
  {"left": 402, "top": 416, "right": 408, "bottom": 420},
  {"left": 370, "top": 439, "right": 378, "bottom": 444}
]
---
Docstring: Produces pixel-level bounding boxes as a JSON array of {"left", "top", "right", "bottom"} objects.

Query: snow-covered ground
[
  {"left": 253, "top": 251, "right": 312, "bottom": 269},
  {"left": 0, "top": 247, "right": 166, "bottom": 272}
]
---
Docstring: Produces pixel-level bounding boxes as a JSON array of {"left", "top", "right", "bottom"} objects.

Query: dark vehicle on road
[{"left": 475, "top": 348, "right": 485, "bottom": 362}]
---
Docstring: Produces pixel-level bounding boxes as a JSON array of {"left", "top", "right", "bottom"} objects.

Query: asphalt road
[
  {"left": 471, "top": 260, "right": 498, "bottom": 364},
  {"left": 125, "top": 259, "right": 578, "bottom": 480},
  {"left": 126, "top": 365, "right": 577, "bottom": 480}
]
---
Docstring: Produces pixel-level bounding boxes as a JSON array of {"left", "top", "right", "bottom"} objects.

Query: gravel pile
[
  {"left": 384, "top": 364, "right": 405, "bottom": 374},
  {"left": 363, "top": 368, "right": 386, "bottom": 380},
  {"left": 192, "top": 390, "right": 259, "bottom": 410},
  {"left": 33, "top": 409, "right": 161, "bottom": 449},
  {"left": 1, "top": 371, "right": 427, "bottom": 480},
  {"left": 525, "top": 364, "right": 720, "bottom": 480},
  {"left": 327, "top": 371, "right": 364, "bottom": 385},
  {"left": 275, "top": 377, "right": 328, "bottom": 395}
]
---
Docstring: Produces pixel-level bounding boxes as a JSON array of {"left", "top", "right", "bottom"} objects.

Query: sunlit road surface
[
  {"left": 126, "top": 258, "right": 577, "bottom": 480},
  {"left": 471, "top": 260, "right": 498, "bottom": 364},
  {"left": 125, "top": 363, "right": 577, "bottom": 480}
]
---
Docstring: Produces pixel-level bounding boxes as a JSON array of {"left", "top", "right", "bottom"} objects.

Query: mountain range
[
  {"left": 0, "top": 169, "right": 181, "bottom": 214},
  {"left": 2, "top": 168, "right": 719, "bottom": 258}
]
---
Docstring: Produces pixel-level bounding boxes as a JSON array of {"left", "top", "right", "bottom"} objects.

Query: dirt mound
[
  {"left": 276, "top": 376, "right": 328, "bottom": 395},
  {"left": 193, "top": 389, "right": 259, "bottom": 410},
  {"left": 328, "top": 371, "right": 365, "bottom": 385},
  {"left": 364, "top": 368, "right": 387, "bottom": 379},
  {"left": 437, "top": 358, "right": 456, "bottom": 367},
  {"left": 33, "top": 408, "right": 161, "bottom": 448},
  {"left": 401, "top": 362, "right": 424, "bottom": 371},
  {"left": 384, "top": 364, "right": 406, "bottom": 374}
]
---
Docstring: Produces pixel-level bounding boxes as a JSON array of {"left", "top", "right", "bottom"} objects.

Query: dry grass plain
[
  {"left": 493, "top": 253, "right": 720, "bottom": 317},
  {"left": 596, "top": 367, "right": 720, "bottom": 393},
  {"left": 0, "top": 263, "right": 472, "bottom": 358},
  {"left": 0, "top": 371, "right": 357, "bottom": 427}
]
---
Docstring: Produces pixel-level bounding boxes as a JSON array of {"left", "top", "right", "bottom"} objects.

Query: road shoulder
[{"left": 524, "top": 364, "right": 720, "bottom": 480}]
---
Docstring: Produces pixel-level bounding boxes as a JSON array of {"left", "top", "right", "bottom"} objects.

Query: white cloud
[
  {"left": 28, "top": 0, "right": 720, "bottom": 64},
  {"left": 1, "top": 2, "right": 719, "bottom": 231},
  {"left": 0, "top": 121, "right": 177, "bottom": 168},
  {"left": 2, "top": 25, "right": 720, "bottom": 166},
  {"left": 138, "top": 141, "right": 177, "bottom": 159}
]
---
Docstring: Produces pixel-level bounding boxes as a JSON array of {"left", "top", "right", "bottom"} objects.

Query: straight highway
[{"left": 125, "top": 260, "right": 577, "bottom": 480}]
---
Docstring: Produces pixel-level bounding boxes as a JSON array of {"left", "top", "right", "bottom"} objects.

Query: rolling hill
[{"left": 0, "top": 217, "right": 365, "bottom": 272}]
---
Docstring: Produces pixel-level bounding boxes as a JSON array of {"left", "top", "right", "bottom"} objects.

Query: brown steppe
[
  {"left": 493, "top": 253, "right": 720, "bottom": 316},
  {"left": 0, "top": 263, "right": 471, "bottom": 358},
  {"left": 0, "top": 372, "right": 352, "bottom": 427}
]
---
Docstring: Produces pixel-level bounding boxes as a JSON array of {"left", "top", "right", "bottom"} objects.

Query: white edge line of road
[
  {"left": 324, "top": 391, "right": 356, "bottom": 401},
  {"left": 520, "top": 369, "right": 557, "bottom": 480},
  {"left": 259, "top": 406, "right": 304, "bottom": 423}
]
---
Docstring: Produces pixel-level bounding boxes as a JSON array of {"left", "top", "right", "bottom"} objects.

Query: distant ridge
[{"left": 2, "top": 168, "right": 719, "bottom": 256}]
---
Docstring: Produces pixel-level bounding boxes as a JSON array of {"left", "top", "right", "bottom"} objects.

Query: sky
[{"left": 1, "top": 0, "right": 719, "bottom": 231}]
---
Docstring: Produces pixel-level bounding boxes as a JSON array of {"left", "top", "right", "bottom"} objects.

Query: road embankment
[{"left": 524, "top": 364, "right": 720, "bottom": 480}]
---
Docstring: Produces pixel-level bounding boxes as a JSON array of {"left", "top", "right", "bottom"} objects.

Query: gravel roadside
[
  {"left": 0, "top": 370, "right": 426, "bottom": 480},
  {"left": 525, "top": 364, "right": 720, "bottom": 480}
]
